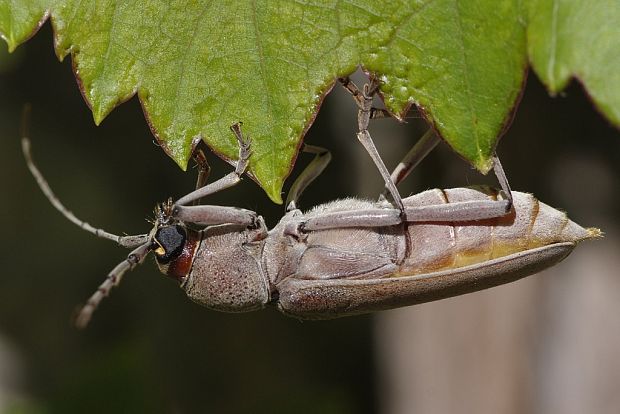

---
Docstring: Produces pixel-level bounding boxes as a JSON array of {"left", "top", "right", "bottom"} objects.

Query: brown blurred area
[{"left": 1, "top": 22, "right": 619, "bottom": 414}]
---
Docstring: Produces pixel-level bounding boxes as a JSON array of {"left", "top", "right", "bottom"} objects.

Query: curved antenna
[
  {"left": 20, "top": 105, "right": 148, "bottom": 248},
  {"left": 75, "top": 242, "right": 152, "bottom": 329}
]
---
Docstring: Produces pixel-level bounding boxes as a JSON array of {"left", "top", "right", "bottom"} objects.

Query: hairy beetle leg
[
  {"left": 297, "top": 197, "right": 514, "bottom": 233},
  {"left": 174, "top": 204, "right": 258, "bottom": 227}
]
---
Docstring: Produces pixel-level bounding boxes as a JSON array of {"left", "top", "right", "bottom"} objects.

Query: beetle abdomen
[{"left": 399, "top": 187, "right": 600, "bottom": 276}]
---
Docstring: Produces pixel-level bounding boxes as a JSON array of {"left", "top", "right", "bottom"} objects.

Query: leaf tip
[
  {"left": 473, "top": 156, "right": 494, "bottom": 175},
  {"left": 266, "top": 188, "right": 283, "bottom": 205},
  {"left": 92, "top": 106, "right": 107, "bottom": 126},
  {"left": 1, "top": 33, "right": 17, "bottom": 53},
  {"left": 260, "top": 177, "right": 283, "bottom": 204}
]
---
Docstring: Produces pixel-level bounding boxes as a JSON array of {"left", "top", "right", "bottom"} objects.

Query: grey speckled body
[
  {"left": 21, "top": 119, "right": 601, "bottom": 327},
  {"left": 180, "top": 187, "right": 598, "bottom": 319}
]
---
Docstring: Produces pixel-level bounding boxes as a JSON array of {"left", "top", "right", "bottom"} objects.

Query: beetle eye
[{"left": 153, "top": 225, "right": 187, "bottom": 264}]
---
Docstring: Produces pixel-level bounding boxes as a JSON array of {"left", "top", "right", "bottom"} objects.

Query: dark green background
[{"left": 1, "top": 23, "right": 618, "bottom": 413}]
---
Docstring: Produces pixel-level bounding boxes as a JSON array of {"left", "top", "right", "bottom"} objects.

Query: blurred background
[{"left": 1, "top": 22, "right": 619, "bottom": 414}]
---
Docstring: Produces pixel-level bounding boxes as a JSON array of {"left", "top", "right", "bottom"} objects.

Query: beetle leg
[
  {"left": 339, "top": 77, "right": 384, "bottom": 115},
  {"left": 376, "top": 141, "right": 513, "bottom": 218},
  {"left": 493, "top": 153, "right": 513, "bottom": 209},
  {"left": 189, "top": 147, "right": 211, "bottom": 206},
  {"left": 301, "top": 208, "right": 402, "bottom": 231},
  {"left": 339, "top": 77, "right": 405, "bottom": 212},
  {"left": 298, "top": 190, "right": 512, "bottom": 232},
  {"left": 173, "top": 204, "right": 258, "bottom": 227},
  {"left": 285, "top": 144, "right": 332, "bottom": 212},
  {"left": 175, "top": 122, "right": 251, "bottom": 206},
  {"left": 399, "top": 154, "right": 514, "bottom": 220},
  {"left": 380, "top": 129, "right": 440, "bottom": 200},
  {"left": 403, "top": 198, "right": 512, "bottom": 221},
  {"left": 172, "top": 123, "right": 264, "bottom": 230},
  {"left": 298, "top": 201, "right": 509, "bottom": 232}
]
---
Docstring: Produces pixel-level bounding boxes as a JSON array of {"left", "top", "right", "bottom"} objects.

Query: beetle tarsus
[{"left": 230, "top": 122, "right": 252, "bottom": 175}]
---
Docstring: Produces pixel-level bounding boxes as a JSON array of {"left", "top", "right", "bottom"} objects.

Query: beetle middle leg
[
  {"left": 379, "top": 128, "right": 441, "bottom": 200},
  {"left": 339, "top": 76, "right": 405, "bottom": 212},
  {"left": 285, "top": 144, "right": 332, "bottom": 212},
  {"left": 285, "top": 77, "right": 414, "bottom": 213}
]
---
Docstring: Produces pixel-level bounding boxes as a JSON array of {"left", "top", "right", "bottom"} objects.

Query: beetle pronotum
[{"left": 21, "top": 79, "right": 600, "bottom": 328}]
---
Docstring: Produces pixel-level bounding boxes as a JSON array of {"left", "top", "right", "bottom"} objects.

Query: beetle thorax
[{"left": 182, "top": 224, "right": 270, "bottom": 313}]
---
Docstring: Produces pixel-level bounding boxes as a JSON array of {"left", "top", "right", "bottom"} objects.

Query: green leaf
[
  {"left": 0, "top": 0, "right": 48, "bottom": 52},
  {"left": 1, "top": 1, "right": 618, "bottom": 202},
  {"left": 527, "top": 0, "right": 620, "bottom": 124}
]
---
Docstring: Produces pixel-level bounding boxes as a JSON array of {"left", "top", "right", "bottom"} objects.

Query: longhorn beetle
[{"left": 21, "top": 79, "right": 600, "bottom": 328}]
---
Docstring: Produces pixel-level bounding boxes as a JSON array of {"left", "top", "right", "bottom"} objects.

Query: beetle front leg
[
  {"left": 175, "top": 122, "right": 251, "bottom": 206},
  {"left": 171, "top": 123, "right": 264, "bottom": 231},
  {"left": 173, "top": 204, "right": 259, "bottom": 227}
]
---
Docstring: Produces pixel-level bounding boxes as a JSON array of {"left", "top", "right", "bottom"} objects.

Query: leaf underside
[{"left": 1, "top": 1, "right": 618, "bottom": 202}]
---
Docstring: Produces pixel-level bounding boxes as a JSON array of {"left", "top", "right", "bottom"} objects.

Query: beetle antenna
[
  {"left": 20, "top": 105, "right": 148, "bottom": 248},
  {"left": 75, "top": 242, "right": 152, "bottom": 328}
]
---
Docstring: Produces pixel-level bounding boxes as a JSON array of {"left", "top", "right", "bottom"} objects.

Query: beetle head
[{"left": 150, "top": 199, "right": 201, "bottom": 282}]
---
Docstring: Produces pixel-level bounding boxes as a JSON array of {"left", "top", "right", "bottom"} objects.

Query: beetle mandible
[{"left": 21, "top": 78, "right": 600, "bottom": 328}]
